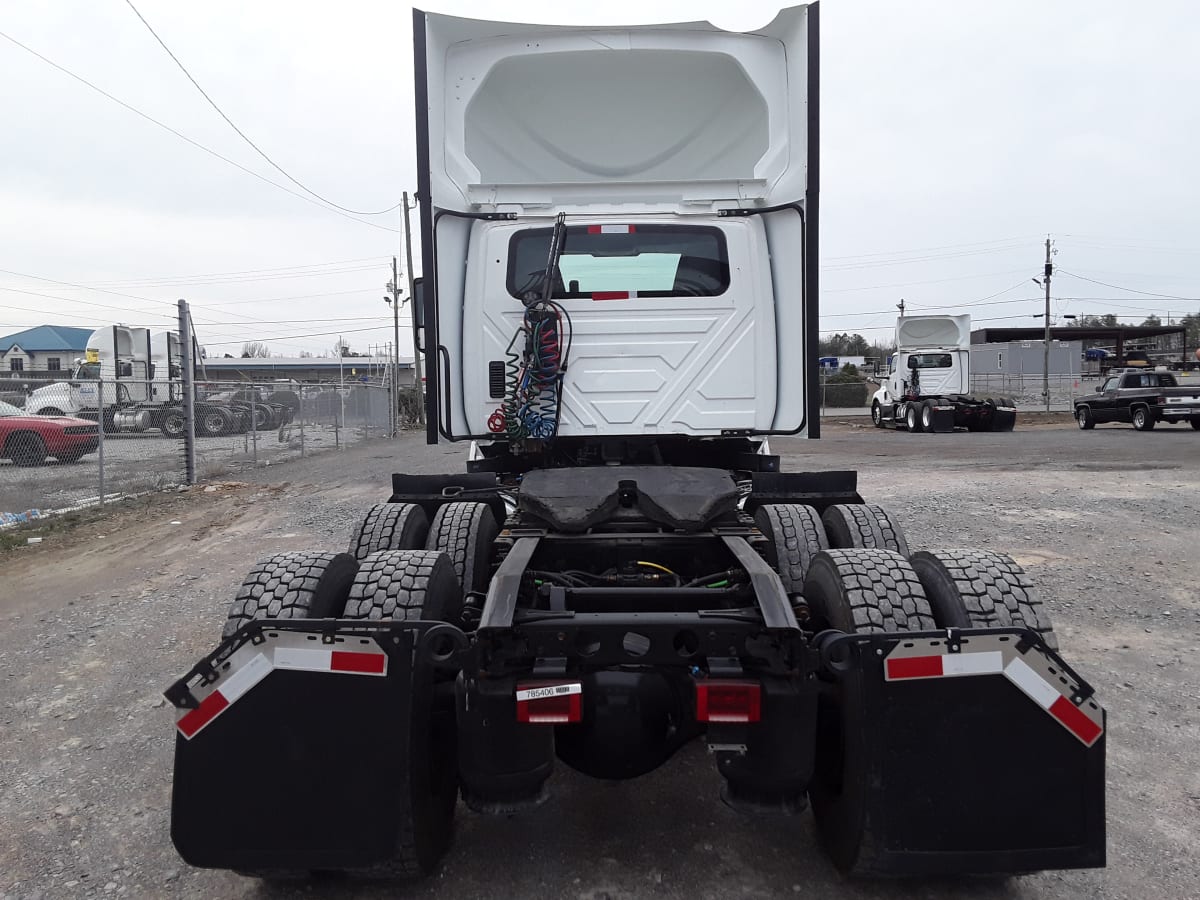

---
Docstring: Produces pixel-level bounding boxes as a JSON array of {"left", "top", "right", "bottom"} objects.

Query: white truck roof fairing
[
  {"left": 896, "top": 315, "right": 972, "bottom": 351},
  {"left": 414, "top": 5, "right": 819, "bottom": 443},
  {"left": 416, "top": 6, "right": 813, "bottom": 214}
]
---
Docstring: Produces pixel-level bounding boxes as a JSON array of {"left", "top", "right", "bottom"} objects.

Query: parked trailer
[
  {"left": 165, "top": 5, "right": 1103, "bottom": 883},
  {"left": 870, "top": 315, "right": 1016, "bottom": 432}
]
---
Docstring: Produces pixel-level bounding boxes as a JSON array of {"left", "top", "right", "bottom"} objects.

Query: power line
[
  {"left": 0, "top": 267, "right": 267, "bottom": 328},
  {"left": 86, "top": 256, "right": 389, "bottom": 287},
  {"left": 823, "top": 268, "right": 1031, "bottom": 294},
  {"left": 0, "top": 28, "right": 399, "bottom": 234},
  {"left": 1056, "top": 269, "right": 1197, "bottom": 302},
  {"left": 821, "top": 241, "right": 1032, "bottom": 272},
  {"left": 122, "top": 0, "right": 402, "bottom": 217},
  {"left": 822, "top": 236, "right": 1036, "bottom": 262},
  {"left": 203, "top": 324, "right": 390, "bottom": 346},
  {"left": 67, "top": 263, "right": 385, "bottom": 290}
]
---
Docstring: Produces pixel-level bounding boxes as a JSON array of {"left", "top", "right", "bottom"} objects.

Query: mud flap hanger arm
[{"left": 162, "top": 619, "right": 471, "bottom": 711}]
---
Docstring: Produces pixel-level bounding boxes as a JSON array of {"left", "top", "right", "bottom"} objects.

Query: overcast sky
[{"left": 2, "top": 0, "right": 1198, "bottom": 358}]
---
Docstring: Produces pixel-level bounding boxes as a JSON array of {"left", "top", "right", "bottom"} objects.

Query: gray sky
[{"left": 2, "top": 0, "right": 1198, "bottom": 358}]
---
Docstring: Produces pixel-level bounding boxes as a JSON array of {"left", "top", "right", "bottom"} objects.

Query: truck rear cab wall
[{"left": 414, "top": 6, "right": 818, "bottom": 444}]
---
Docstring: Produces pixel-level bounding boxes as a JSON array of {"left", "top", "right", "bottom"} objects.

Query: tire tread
[{"left": 910, "top": 549, "right": 1058, "bottom": 650}]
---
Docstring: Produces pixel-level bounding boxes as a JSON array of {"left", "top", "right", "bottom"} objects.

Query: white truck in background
[
  {"left": 25, "top": 325, "right": 291, "bottom": 437},
  {"left": 870, "top": 314, "right": 1016, "bottom": 432}
]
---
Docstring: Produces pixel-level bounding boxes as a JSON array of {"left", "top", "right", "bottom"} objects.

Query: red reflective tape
[
  {"left": 587, "top": 225, "right": 602, "bottom": 234},
  {"left": 592, "top": 291, "right": 630, "bottom": 301},
  {"left": 330, "top": 651, "right": 385, "bottom": 675},
  {"left": 1049, "top": 696, "right": 1103, "bottom": 746},
  {"left": 885, "top": 655, "right": 944, "bottom": 679},
  {"left": 177, "top": 691, "right": 229, "bottom": 738}
]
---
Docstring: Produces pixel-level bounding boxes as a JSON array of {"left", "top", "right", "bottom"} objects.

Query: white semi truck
[
  {"left": 166, "top": 4, "right": 1103, "bottom": 883},
  {"left": 25, "top": 325, "right": 289, "bottom": 437},
  {"left": 870, "top": 314, "right": 1017, "bottom": 432}
]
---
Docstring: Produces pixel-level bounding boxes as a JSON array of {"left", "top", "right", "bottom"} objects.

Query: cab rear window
[
  {"left": 507, "top": 225, "right": 729, "bottom": 301},
  {"left": 910, "top": 354, "right": 953, "bottom": 369}
]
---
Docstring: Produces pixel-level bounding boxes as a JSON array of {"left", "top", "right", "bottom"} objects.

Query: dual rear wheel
[
  {"left": 220, "top": 500, "right": 500, "bottom": 880},
  {"left": 801, "top": 542, "right": 1058, "bottom": 873}
]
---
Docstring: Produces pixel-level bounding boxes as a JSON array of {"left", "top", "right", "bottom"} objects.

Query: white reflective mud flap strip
[
  {"left": 218, "top": 652, "right": 272, "bottom": 703},
  {"left": 273, "top": 646, "right": 334, "bottom": 673},
  {"left": 1003, "top": 657, "right": 1061, "bottom": 710},
  {"left": 941, "top": 650, "right": 1004, "bottom": 677}
]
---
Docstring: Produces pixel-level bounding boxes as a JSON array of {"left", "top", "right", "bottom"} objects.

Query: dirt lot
[{"left": 1, "top": 421, "right": 1198, "bottom": 900}]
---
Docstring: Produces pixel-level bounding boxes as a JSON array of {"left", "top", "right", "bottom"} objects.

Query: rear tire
[
  {"left": 8, "top": 432, "right": 47, "bottom": 467},
  {"left": 904, "top": 402, "right": 922, "bottom": 432},
  {"left": 341, "top": 550, "right": 460, "bottom": 878},
  {"left": 753, "top": 503, "right": 828, "bottom": 592},
  {"left": 1131, "top": 405, "right": 1155, "bottom": 431},
  {"left": 350, "top": 503, "right": 430, "bottom": 561},
  {"left": 910, "top": 549, "right": 1058, "bottom": 651},
  {"left": 804, "top": 549, "right": 935, "bottom": 873},
  {"left": 821, "top": 503, "right": 910, "bottom": 556},
  {"left": 196, "top": 405, "right": 227, "bottom": 438},
  {"left": 221, "top": 551, "right": 358, "bottom": 640},
  {"left": 1075, "top": 406, "right": 1095, "bottom": 430},
  {"left": 425, "top": 502, "right": 499, "bottom": 598},
  {"left": 919, "top": 400, "right": 936, "bottom": 431},
  {"left": 159, "top": 409, "right": 186, "bottom": 438},
  {"left": 252, "top": 403, "right": 274, "bottom": 431}
]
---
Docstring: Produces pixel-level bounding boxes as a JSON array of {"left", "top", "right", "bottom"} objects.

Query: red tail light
[
  {"left": 695, "top": 680, "right": 761, "bottom": 723},
  {"left": 515, "top": 681, "right": 583, "bottom": 724}
]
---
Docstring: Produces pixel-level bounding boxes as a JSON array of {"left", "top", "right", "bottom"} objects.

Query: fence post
[
  {"left": 250, "top": 382, "right": 259, "bottom": 465},
  {"left": 97, "top": 377, "right": 106, "bottom": 505},
  {"left": 178, "top": 299, "right": 197, "bottom": 485},
  {"left": 299, "top": 386, "right": 306, "bottom": 457}
]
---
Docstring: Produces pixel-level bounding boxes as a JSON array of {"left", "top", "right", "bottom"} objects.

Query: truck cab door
[{"left": 1099, "top": 378, "right": 1124, "bottom": 421}]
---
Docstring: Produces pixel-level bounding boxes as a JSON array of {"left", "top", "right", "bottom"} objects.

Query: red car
[{"left": 0, "top": 400, "right": 100, "bottom": 466}]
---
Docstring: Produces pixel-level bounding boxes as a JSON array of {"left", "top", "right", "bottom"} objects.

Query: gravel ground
[{"left": 1, "top": 422, "right": 1198, "bottom": 900}]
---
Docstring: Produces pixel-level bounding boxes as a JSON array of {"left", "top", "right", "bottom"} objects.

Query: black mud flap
[
  {"left": 925, "top": 405, "right": 957, "bottom": 433},
  {"left": 821, "top": 629, "right": 1105, "bottom": 876},
  {"left": 166, "top": 620, "right": 464, "bottom": 873}
]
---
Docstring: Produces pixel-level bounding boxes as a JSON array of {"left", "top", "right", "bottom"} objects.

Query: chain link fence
[
  {"left": 1, "top": 379, "right": 397, "bottom": 528},
  {"left": 969, "top": 374, "right": 1086, "bottom": 409}
]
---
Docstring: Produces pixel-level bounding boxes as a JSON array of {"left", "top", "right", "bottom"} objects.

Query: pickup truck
[{"left": 1074, "top": 370, "right": 1200, "bottom": 431}]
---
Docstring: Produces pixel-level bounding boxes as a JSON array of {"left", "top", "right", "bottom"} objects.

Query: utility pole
[
  {"left": 1042, "top": 237, "right": 1053, "bottom": 412},
  {"left": 390, "top": 255, "right": 402, "bottom": 430},
  {"left": 402, "top": 191, "right": 425, "bottom": 424},
  {"left": 897, "top": 298, "right": 906, "bottom": 317}
]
